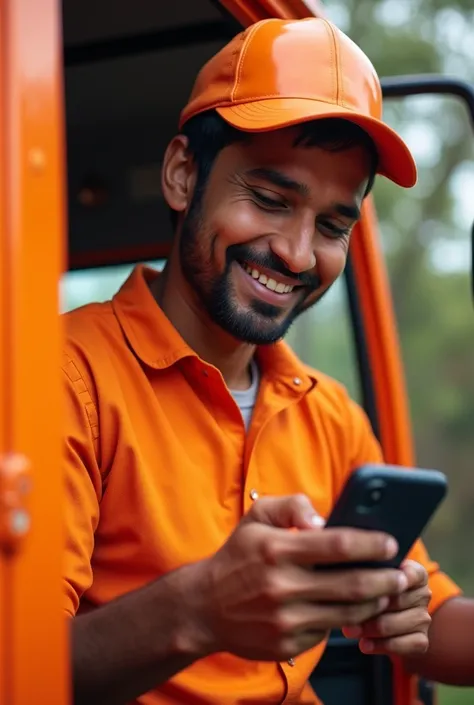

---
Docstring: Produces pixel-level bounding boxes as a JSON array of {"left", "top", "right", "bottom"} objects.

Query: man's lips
[{"left": 235, "top": 262, "right": 305, "bottom": 308}]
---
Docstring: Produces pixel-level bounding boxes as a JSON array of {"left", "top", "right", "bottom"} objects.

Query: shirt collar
[
  {"left": 112, "top": 264, "right": 196, "bottom": 369},
  {"left": 112, "top": 264, "right": 318, "bottom": 390}
]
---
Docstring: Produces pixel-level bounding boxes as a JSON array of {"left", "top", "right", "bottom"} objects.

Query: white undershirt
[{"left": 230, "top": 359, "right": 260, "bottom": 430}]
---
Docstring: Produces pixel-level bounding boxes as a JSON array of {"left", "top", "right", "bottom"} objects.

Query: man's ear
[{"left": 161, "top": 134, "right": 196, "bottom": 214}]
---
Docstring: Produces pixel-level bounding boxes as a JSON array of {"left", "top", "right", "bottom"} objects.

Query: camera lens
[{"left": 369, "top": 488, "right": 383, "bottom": 503}]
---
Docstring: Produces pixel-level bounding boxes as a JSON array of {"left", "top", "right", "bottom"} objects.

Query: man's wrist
[{"left": 165, "top": 559, "right": 217, "bottom": 661}]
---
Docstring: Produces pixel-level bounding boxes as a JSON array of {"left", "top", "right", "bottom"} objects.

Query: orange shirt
[{"left": 63, "top": 265, "right": 460, "bottom": 705}]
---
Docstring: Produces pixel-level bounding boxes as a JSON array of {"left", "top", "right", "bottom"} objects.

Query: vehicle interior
[
  {"left": 54, "top": 1, "right": 474, "bottom": 704},
  {"left": 65, "top": 0, "right": 241, "bottom": 269}
]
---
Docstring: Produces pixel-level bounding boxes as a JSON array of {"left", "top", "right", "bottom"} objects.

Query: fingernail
[
  {"left": 397, "top": 573, "right": 408, "bottom": 592},
  {"left": 343, "top": 626, "right": 362, "bottom": 639},
  {"left": 379, "top": 596, "right": 390, "bottom": 611},
  {"left": 360, "top": 639, "right": 374, "bottom": 653},
  {"left": 309, "top": 513, "right": 325, "bottom": 527},
  {"left": 385, "top": 537, "right": 398, "bottom": 557}
]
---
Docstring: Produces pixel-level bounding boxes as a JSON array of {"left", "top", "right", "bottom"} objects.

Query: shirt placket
[{"left": 243, "top": 375, "right": 313, "bottom": 699}]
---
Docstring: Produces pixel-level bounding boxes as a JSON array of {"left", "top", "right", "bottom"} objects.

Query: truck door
[{"left": 0, "top": 1, "right": 69, "bottom": 704}]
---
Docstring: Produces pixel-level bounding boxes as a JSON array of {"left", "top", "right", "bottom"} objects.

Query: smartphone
[{"left": 322, "top": 464, "right": 448, "bottom": 569}]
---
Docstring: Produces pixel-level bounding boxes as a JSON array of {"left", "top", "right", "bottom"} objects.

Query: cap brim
[{"left": 216, "top": 98, "right": 417, "bottom": 188}]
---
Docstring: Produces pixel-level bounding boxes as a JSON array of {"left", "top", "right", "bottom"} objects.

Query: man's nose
[{"left": 269, "top": 226, "right": 316, "bottom": 274}]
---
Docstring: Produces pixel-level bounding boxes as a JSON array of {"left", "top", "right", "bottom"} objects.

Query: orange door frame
[
  {"left": 0, "top": 1, "right": 69, "bottom": 704},
  {"left": 0, "top": 5, "right": 8, "bottom": 700}
]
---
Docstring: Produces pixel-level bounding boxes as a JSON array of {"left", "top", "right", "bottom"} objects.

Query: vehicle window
[
  {"left": 285, "top": 279, "right": 362, "bottom": 403},
  {"left": 373, "top": 92, "right": 474, "bottom": 705},
  {"left": 60, "top": 261, "right": 164, "bottom": 313}
]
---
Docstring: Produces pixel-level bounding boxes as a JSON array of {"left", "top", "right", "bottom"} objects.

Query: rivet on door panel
[{"left": 0, "top": 453, "right": 32, "bottom": 553}]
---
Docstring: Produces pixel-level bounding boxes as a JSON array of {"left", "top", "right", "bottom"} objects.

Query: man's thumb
[{"left": 246, "top": 494, "right": 325, "bottom": 530}]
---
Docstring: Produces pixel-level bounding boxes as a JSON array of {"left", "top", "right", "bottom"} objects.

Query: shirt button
[
  {"left": 287, "top": 658, "right": 295, "bottom": 667},
  {"left": 293, "top": 377, "right": 301, "bottom": 386},
  {"left": 249, "top": 489, "right": 259, "bottom": 501}
]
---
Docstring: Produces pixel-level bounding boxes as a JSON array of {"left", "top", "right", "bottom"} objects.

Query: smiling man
[
  {"left": 162, "top": 126, "right": 370, "bottom": 352},
  {"left": 64, "top": 17, "right": 474, "bottom": 705}
]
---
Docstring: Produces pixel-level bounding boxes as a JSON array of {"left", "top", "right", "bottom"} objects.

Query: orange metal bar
[
  {"left": 350, "top": 200, "right": 417, "bottom": 705},
  {"left": 2, "top": 0, "right": 69, "bottom": 704},
  {"left": 350, "top": 199, "right": 415, "bottom": 467},
  {"left": 219, "top": 0, "right": 319, "bottom": 24},
  {"left": 0, "top": 5, "right": 8, "bottom": 702}
]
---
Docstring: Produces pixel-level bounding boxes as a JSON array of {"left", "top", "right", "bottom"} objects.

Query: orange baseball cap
[{"left": 179, "top": 18, "right": 417, "bottom": 188}]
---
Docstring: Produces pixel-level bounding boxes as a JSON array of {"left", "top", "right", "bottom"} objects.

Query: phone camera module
[
  {"left": 356, "top": 486, "right": 384, "bottom": 513},
  {"left": 368, "top": 488, "right": 383, "bottom": 504}
]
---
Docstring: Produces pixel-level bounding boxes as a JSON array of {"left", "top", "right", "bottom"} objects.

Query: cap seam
[
  {"left": 215, "top": 95, "right": 361, "bottom": 109},
  {"left": 323, "top": 19, "right": 342, "bottom": 106},
  {"left": 231, "top": 21, "right": 265, "bottom": 102}
]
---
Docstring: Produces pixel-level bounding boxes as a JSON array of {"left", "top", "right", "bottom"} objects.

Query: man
[{"left": 64, "top": 17, "right": 474, "bottom": 705}]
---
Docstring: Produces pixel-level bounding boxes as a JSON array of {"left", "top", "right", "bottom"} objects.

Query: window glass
[
  {"left": 285, "top": 278, "right": 361, "bottom": 403},
  {"left": 60, "top": 261, "right": 164, "bottom": 313}
]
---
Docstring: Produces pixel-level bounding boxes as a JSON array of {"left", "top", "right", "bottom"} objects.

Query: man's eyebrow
[
  {"left": 244, "top": 167, "right": 310, "bottom": 197},
  {"left": 332, "top": 203, "right": 361, "bottom": 221}
]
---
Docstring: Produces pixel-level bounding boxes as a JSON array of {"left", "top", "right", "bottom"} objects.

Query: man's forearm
[
  {"left": 403, "top": 596, "right": 474, "bottom": 686},
  {"left": 72, "top": 562, "right": 212, "bottom": 705}
]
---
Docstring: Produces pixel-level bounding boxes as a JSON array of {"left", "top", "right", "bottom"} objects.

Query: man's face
[{"left": 177, "top": 126, "right": 371, "bottom": 345}]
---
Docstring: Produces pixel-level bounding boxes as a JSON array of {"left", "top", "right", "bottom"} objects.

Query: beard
[{"left": 178, "top": 189, "right": 325, "bottom": 345}]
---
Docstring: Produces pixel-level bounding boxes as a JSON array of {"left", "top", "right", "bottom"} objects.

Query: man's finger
[
  {"left": 272, "top": 526, "right": 399, "bottom": 567},
  {"left": 400, "top": 560, "right": 428, "bottom": 589},
  {"left": 358, "top": 631, "right": 429, "bottom": 656},
  {"left": 278, "top": 596, "right": 391, "bottom": 635},
  {"left": 247, "top": 494, "right": 325, "bottom": 530},
  {"left": 387, "top": 585, "right": 432, "bottom": 612},
  {"left": 344, "top": 606, "right": 431, "bottom": 640},
  {"left": 288, "top": 565, "right": 406, "bottom": 603}
]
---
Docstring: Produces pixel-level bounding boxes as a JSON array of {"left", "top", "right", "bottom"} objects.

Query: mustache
[{"left": 227, "top": 244, "right": 321, "bottom": 289}]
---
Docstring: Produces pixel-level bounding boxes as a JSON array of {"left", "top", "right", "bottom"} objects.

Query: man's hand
[
  {"left": 187, "top": 494, "right": 410, "bottom": 663},
  {"left": 342, "top": 560, "right": 432, "bottom": 657}
]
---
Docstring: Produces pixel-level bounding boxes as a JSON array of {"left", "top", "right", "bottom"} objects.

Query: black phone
[{"left": 323, "top": 464, "right": 448, "bottom": 569}]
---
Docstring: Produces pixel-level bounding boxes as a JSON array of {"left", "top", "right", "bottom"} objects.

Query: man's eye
[
  {"left": 252, "top": 190, "right": 287, "bottom": 209},
  {"left": 319, "top": 220, "right": 351, "bottom": 239}
]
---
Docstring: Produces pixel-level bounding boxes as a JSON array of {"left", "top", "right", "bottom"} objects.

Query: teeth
[
  {"left": 266, "top": 278, "right": 277, "bottom": 291},
  {"left": 243, "top": 264, "right": 294, "bottom": 294}
]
